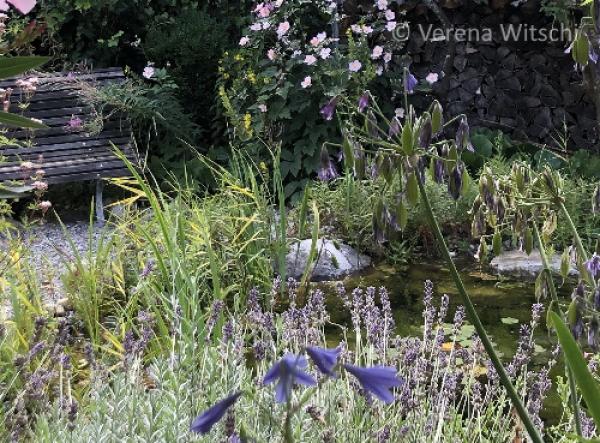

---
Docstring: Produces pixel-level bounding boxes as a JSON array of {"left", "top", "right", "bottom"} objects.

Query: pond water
[{"left": 324, "top": 259, "right": 575, "bottom": 424}]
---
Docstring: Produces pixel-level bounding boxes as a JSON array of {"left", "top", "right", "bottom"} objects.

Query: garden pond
[{"left": 321, "top": 259, "right": 575, "bottom": 424}]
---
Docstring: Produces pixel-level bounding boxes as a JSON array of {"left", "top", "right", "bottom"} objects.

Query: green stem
[
  {"left": 532, "top": 221, "right": 583, "bottom": 437},
  {"left": 558, "top": 201, "right": 589, "bottom": 263},
  {"left": 417, "top": 179, "right": 544, "bottom": 443}
]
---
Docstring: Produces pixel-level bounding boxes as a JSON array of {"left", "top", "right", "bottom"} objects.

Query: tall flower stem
[
  {"left": 532, "top": 220, "right": 583, "bottom": 437},
  {"left": 558, "top": 201, "right": 597, "bottom": 289},
  {"left": 417, "top": 179, "right": 544, "bottom": 443}
]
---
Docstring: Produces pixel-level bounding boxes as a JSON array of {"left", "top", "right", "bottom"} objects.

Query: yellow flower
[
  {"left": 243, "top": 113, "right": 252, "bottom": 132},
  {"left": 259, "top": 161, "right": 268, "bottom": 172},
  {"left": 234, "top": 54, "right": 244, "bottom": 61},
  {"left": 247, "top": 71, "right": 257, "bottom": 84},
  {"left": 223, "top": 73, "right": 230, "bottom": 80}
]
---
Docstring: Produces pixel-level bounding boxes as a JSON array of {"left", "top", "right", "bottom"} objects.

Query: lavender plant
[{"left": 28, "top": 281, "right": 560, "bottom": 442}]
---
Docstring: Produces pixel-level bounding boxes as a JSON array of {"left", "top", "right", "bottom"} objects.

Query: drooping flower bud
[{"left": 455, "top": 116, "right": 473, "bottom": 152}]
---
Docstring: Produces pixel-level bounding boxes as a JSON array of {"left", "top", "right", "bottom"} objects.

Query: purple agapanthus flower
[
  {"left": 388, "top": 117, "right": 401, "bottom": 138},
  {"left": 455, "top": 117, "right": 474, "bottom": 152},
  {"left": 343, "top": 364, "right": 402, "bottom": 403},
  {"left": 320, "top": 98, "right": 338, "bottom": 121},
  {"left": 306, "top": 346, "right": 340, "bottom": 377},
  {"left": 405, "top": 71, "right": 418, "bottom": 94},
  {"left": 318, "top": 146, "right": 339, "bottom": 181},
  {"left": 358, "top": 93, "right": 370, "bottom": 113},
  {"left": 264, "top": 354, "right": 316, "bottom": 403},
  {"left": 585, "top": 253, "right": 600, "bottom": 279},
  {"left": 191, "top": 391, "right": 241, "bottom": 434}
]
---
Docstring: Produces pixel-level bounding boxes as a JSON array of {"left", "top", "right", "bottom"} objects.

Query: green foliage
[
  {"left": 144, "top": 8, "right": 235, "bottom": 144},
  {"left": 37, "top": 1, "right": 201, "bottom": 66}
]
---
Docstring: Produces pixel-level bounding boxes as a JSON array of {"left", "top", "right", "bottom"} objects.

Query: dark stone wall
[{"left": 405, "top": 1, "right": 599, "bottom": 153}]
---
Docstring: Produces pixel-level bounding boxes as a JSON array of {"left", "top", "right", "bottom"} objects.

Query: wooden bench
[{"left": 0, "top": 68, "right": 137, "bottom": 223}]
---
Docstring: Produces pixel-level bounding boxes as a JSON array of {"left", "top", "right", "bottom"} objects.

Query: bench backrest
[{"left": 0, "top": 68, "right": 135, "bottom": 185}]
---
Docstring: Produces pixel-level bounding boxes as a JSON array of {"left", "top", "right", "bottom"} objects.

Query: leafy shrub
[{"left": 144, "top": 8, "right": 235, "bottom": 145}]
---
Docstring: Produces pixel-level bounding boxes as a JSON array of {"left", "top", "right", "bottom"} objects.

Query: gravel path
[{"left": 1, "top": 221, "right": 107, "bottom": 313}]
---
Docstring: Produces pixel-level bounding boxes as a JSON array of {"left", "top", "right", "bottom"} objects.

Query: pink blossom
[
  {"left": 301, "top": 76, "right": 312, "bottom": 88},
  {"left": 377, "top": 0, "right": 388, "bottom": 10},
  {"left": 425, "top": 72, "right": 439, "bottom": 85},
  {"left": 20, "top": 161, "right": 34, "bottom": 170},
  {"left": 376, "top": 65, "right": 384, "bottom": 76},
  {"left": 385, "top": 9, "right": 395, "bottom": 21},
  {"left": 304, "top": 55, "right": 317, "bottom": 66},
  {"left": 250, "top": 23, "right": 262, "bottom": 31},
  {"left": 371, "top": 45, "right": 384, "bottom": 59},
  {"left": 239, "top": 36, "right": 250, "bottom": 46},
  {"left": 319, "top": 47, "right": 331, "bottom": 59},
  {"left": 276, "top": 21, "right": 290, "bottom": 39},
  {"left": 66, "top": 115, "right": 83, "bottom": 129},
  {"left": 258, "top": 104, "right": 268, "bottom": 113},
  {"left": 395, "top": 108, "right": 405, "bottom": 119},
  {"left": 0, "top": 0, "right": 36, "bottom": 14},
  {"left": 348, "top": 60, "right": 362, "bottom": 72},
  {"left": 32, "top": 180, "right": 47, "bottom": 191},
  {"left": 386, "top": 21, "right": 397, "bottom": 32},
  {"left": 142, "top": 65, "right": 155, "bottom": 79},
  {"left": 310, "top": 37, "right": 320, "bottom": 46},
  {"left": 38, "top": 201, "right": 52, "bottom": 212},
  {"left": 383, "top": 52, "right": 392, "bottom": 63},
  {"left": 267, "top": 49, "right": 277, "bottom": 60}
]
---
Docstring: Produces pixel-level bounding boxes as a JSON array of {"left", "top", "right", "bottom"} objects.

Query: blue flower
[
  {"left": 320, "top": 98, "right": 338, "bottom": 121},
  {"left": 585, "top": 253, "right": 600, "bottom": 280},
  {"left": 264, "top": 354, "right": 317, "bottom": 403},
  {"left": 306, "top": 346, "right": 340, "bottom": 376},
  {"left": 318, "top": 146, "right": 339, "bottom": 182},
  {"left": 405, "top": 71, "right": 418, "bottom": 94},
  {"left": 343, "top": 364, "right": 402, "bottom": 403},
  {"left": 191, "top": 391, "right": 241, "bottom": 434},
  {"left": 358, "top": 93, "right": 370, "bottom": 112}
]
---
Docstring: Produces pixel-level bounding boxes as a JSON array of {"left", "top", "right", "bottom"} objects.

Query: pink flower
[
  {"left": 276, "top": 21, "right": 290, "bottom": 39},
  {"left": 386, "top": 21, "right": 397, "bottom": 32},
  {"left": 66, "top": 115, "right": 83, "bottom": 129},
  {"left": 395, "top": 108, "right": 405, "bottom": 119},
  {"left": 301, "top": 76, "right": 312, "bottom": 88},
  {"left": 0, "top": 0, "right": 36, "bottom": 14},
  {"left": 425, "top": 72, "right": 439, "bottom": 85},
  {"left": 304, "top": 55, "right": 317, "bottom": 66},
  {"left": 376, "top": 65, "right": 384, "bottom": 76},
  {"left": 38, "top": 201, "right": 52, "bottom": 212},
  {"left": 348, "top": 60, "right": 362, "bottom": 72},
  {"left": 20, "top": 161, "right": 34, "bottom": 170},
  {"left": 239, "top": 36, "right": 250, "bottom": 46},
  {"left": 32, "top": 180, "right": 47, "bottom": 191},
  {"left": 385, "top": 9, "right": 395, "bottom": 21},
  {"left": 250, "top": 23, "right": 262, "bottom": 31},
  {"left": 142, "top": 65, "right": 155, "bottom": 79},
  {"left": 319, "top": 48, "right": 331, "bottom": 59},
  {"left": 310, "top": 37, "right": 320, "bottom": 46},
  {"left": 258, "top": 104, "right": 268, "bottom": 113},
  {"left": 267, "top": 49, "right": 277, "bottom": 60},
  {"left": 377, "top": 0, "right": 388, "bottom": 10},
  {"left": 383, "top": 52, "right": 392, "bottom": 63},
  {"left": 371, "top": 45, "right": 384, "bottom": 59}
]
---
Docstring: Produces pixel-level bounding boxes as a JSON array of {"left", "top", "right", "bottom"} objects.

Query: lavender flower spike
[
  {"left": 358, "top": 93, "right": 370, "bottom": 113},
  {"left": 585, "top": 253, "right": 600, "bottom": 280},
  {"left": 318, "top": 145, "right": 339, "bottom": 182},
  {"left": 264, "top": 354, "right": 317, "bottom": 403},
  {"left": 191, "top": 392, "right": 241, "bottom": 434},
  {"left": 320, "top": 97, "right": 338, "bottom": 121},
  {"left": 307, "top": 346, "right": 341, "bottom": 376},
  {"left": 343, "top": 364, "right": 402, "bottom": 403}
]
